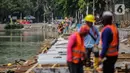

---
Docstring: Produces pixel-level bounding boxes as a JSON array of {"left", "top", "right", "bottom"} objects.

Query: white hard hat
[{"left": 102, "top": 11, "right": 113, "bottom": 17}]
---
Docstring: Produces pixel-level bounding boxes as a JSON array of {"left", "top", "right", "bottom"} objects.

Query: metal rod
[
  {"left": 93, "top": 0, "right": 95, "bottom": 15},
  {"left": 86, "top": 6, "right": 89, "bottom": 15},
  {"left": 52, "top": 13, "right": 54, "bottom": 24}
]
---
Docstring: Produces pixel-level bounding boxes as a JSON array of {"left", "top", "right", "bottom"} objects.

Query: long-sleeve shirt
[
  {"left": 100, "top": 27, "right": 119, "bottom": 58},
  {"left": 84, "top": 26, "right": 100, "bottom": 48},
  {"left": 76, "top": 23, "right": 82, "bottom": 31},
  {"left": 67, "top": 33, "right": 76, "bottom": 62}
]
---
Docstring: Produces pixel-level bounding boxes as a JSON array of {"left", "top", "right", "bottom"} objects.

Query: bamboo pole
[
  {"left": 51, "top": 64, "right": 58, "bottom": 68},
  {"left": 25, "top": 63, "right": 38, "bottom": 73}
]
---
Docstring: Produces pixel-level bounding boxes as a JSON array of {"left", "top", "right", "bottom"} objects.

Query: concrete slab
[{"left": 38, "top": 54, "right": 66, "bottom": 64}]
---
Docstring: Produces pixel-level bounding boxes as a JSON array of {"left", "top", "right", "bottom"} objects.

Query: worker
[
  {"left": 84, "top": 14, "right": 100, "bottom": 69},
  {"left": 64, "top": 17, "right": 70, "bottom": 33},
  {"left": 67, "top": 25, "right": 90, "bottom": 73},
  {"left": 99, "top": 11, "right": 119, "bottom": 73},
  {"left": 57, "top": 23, "right": 64, "bottom": 35},
  {"left": 63, "top": 22, "right": 69, "bottom": 33}
]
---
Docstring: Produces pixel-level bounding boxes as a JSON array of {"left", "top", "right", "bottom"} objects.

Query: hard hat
[
  {"left": 102, "top": 11, "right": 113, "bottom": 17},
  {"left": 84, "top": 14, "right": 95, "bottom": 22},
  {"left": 102, "top": 11, "right": 113, "bottom": 25},
  {"left": 61, "top": 21, "right": 64, "bottom": 24},
  {"left": 79, "top": 25, "right": 90, "bottom": 34},
  {"left": 7, "top": 63, "right": 12, "bottom": 66}
]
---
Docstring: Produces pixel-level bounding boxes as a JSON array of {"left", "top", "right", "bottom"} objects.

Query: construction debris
[
  {"left": 120, "top": 22, "right": 130, "bottom": 28},
  {"left": 128, "top": 35, "right": 130, "bottom": 45}
]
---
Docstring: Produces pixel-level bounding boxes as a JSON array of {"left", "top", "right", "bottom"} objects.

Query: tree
[{"left": 1, "top": 0, "right": 120, "bottom": 23}]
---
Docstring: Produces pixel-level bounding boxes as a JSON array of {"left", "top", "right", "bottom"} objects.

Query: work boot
[
  {"left": 93, "top": 57, "right": 99, "bottom": 69},
  {"left": 84, "top": 67, "right": 91, "bottom": 71}
]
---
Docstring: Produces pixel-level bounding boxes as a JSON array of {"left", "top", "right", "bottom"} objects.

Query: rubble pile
[
  {"left": 120, "top": 36, "right": 130, "bottom": 45},
  {"left": 120, "top": 22, "right": 130, "bottom": 28},
  {"left": 128, "top": 35, "right": 130, "bottom": 45},
  {"left": 126, "top": 25, "right": 130, "bottom": 29}
]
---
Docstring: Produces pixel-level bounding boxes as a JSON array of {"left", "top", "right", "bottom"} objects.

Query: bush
[{"left": 4, "top": 24, "right": 24, "bottom": 29}]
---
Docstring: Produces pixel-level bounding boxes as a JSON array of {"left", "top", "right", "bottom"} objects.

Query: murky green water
[{"left": 0, "top": 29, "right": 45, "bottom": 64}]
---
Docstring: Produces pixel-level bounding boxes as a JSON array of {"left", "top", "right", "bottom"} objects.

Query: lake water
[{"left": 0, "top": 29, "right": 47, "bottom": 64}]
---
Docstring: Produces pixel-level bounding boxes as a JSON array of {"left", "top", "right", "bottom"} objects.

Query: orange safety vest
[
  {"left": 101, "top": 24, "right": 118, "bottom": 56},
  {"left": 72, "top": 32, "right": 86, "bottom": 63}
]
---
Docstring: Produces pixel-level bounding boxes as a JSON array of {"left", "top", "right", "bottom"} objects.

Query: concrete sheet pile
[
  {"left": 119, "top": 28, "right": 130, "bottom": 46},
  {"left": 119, "top": 29, "right": 129, "bottom": 41},
  {"left": 38, "top": 37, "right": 68, "bottom": 64}
]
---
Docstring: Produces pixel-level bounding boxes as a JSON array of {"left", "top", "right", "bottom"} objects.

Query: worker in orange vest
[
  {"left": 98, "top": 11, "right": 119, "bottom": 73},
  {"left": 67, "top": 25, "right": 90, "bottom": 73}
]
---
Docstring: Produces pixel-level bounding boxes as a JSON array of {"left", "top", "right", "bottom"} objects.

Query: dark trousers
[
  {"left": 103, "top": 56, "right": 118, "bottom": 73},
  {"left": 86, "top": 48, "right": 99, "bottom": 67},
  {"left": 67, "top": 62, "right": 83, "bottom": 73}
]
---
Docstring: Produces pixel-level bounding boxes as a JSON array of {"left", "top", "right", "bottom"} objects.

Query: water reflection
[{"left": 0, "top": 29, "right": 45, "bottom": 64}]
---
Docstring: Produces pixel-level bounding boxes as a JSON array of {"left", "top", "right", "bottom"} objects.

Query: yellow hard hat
[
  {"left": 7, "top": 63, "right": 12, "bottom": 66},
  {"left": 84, "top": 14, "right": 95, "bottom": 22},
  {"left": 61, "top": 21, "right": 64, "bottom": 24}
]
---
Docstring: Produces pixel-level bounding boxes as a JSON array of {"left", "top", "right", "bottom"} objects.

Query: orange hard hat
[{"left": 79, "top": 25, "right": 90, "bottom": 34}]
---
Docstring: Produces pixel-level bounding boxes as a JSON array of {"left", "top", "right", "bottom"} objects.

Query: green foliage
[
  {"left": 4, "top": 24, "right": 24, "bottom": 29},
  {"left": 78, "top": 0, "right": 87, "bottom": 13},
  {"left": 1, "top": 0, "right": 122, "bottom": 23}
]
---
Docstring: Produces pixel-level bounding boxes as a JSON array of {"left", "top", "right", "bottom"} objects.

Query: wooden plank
[
  {"left": 118, "top": 54, "right": 130, "bottom": 59},
  {"left": 25, "top": 63, "right": 38, "bottom": 73},
  {"left": 41, "top": 48, "right": 48, "bottom": 53},
  {"left": 51, "top": 64, "right": 58, "bottom": 68},
  {"left": 33, "top": 67, "right": 69, "bottom": 73}
]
